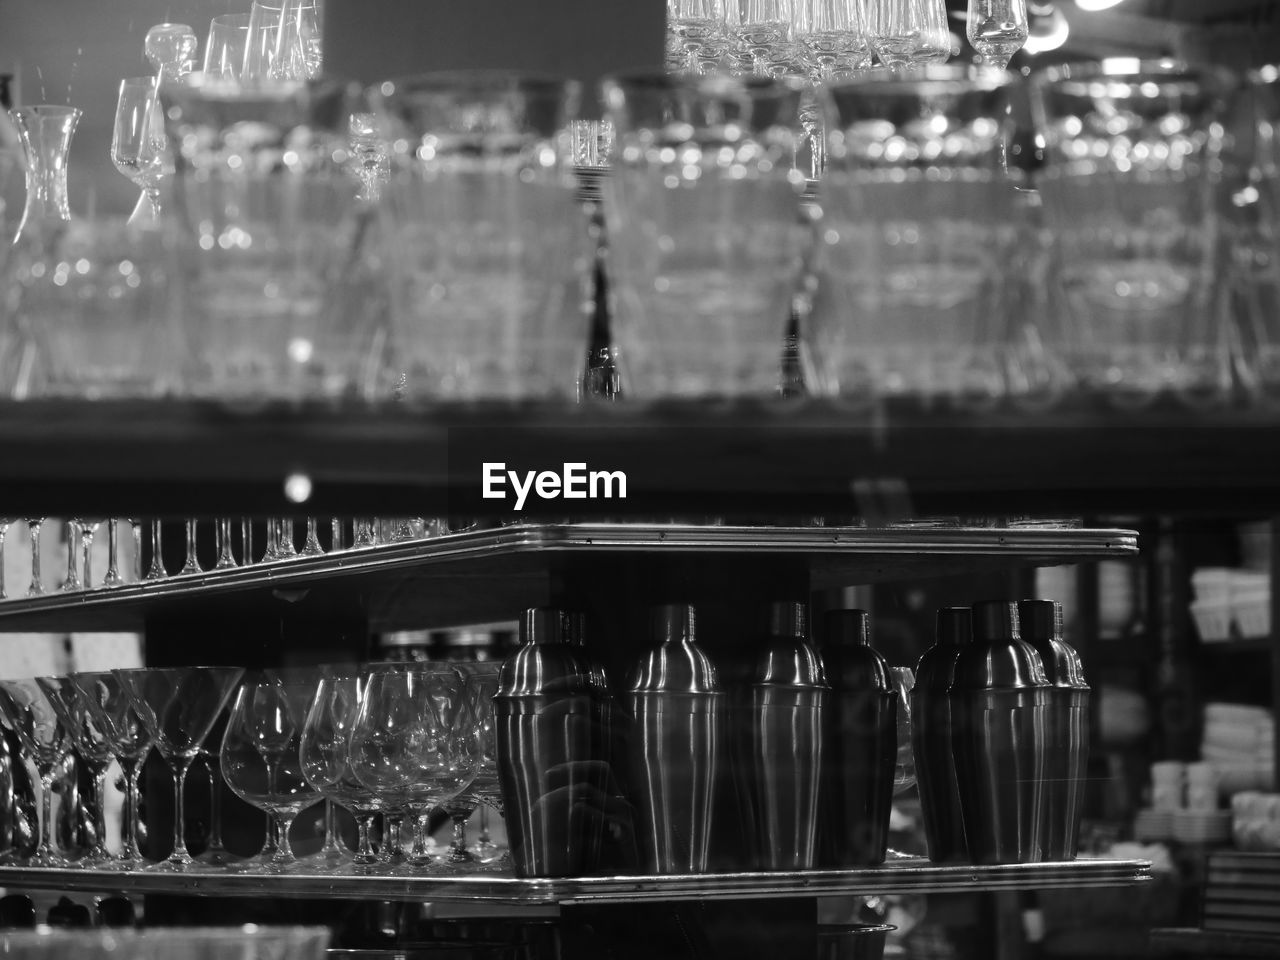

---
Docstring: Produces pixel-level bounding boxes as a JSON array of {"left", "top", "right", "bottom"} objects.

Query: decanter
[{"left": 9, "top": 105, "right": 80, "bottom": 249}]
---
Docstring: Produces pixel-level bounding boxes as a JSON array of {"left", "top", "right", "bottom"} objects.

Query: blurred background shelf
[
  {"left": 0, "top": 523, "right": 1137, "bottom": 633},
  {"left": 0, "top": 399, "right": 1279, "bottom": 516},
  {"left": 1150, "top": 927, "right": 1280, "bottom": 957},
  {"left": 0, "top": 858, "right": 1153, "bottom": 906}
]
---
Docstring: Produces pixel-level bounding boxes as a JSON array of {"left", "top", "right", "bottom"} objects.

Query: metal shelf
[
  {"left": 0, "top": 858, "right": 1152, "bottom": 906},
  {"left": 1150, "top": 927, "right": 1280, "bottom": 957},
  {"left": 0, "top": 523, "right": 1138, "bottom": 634}
]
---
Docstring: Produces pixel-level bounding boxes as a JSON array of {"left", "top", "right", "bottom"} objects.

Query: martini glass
[
  {"left": 0, "top": 679, "right": 73, "bottom": 866},
  {"left": 69, "top": 671, "right": 153, "bottom": 869},
  {"left": 113, "top": 666, "right": 244, "bottom": 871},
  {"left": 37, "top": 676, "right": 117, "bottom": 867}
]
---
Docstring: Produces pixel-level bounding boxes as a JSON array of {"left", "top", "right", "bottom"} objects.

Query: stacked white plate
[
  {"left": 1172, "top": 809, "right": 1233, "bottom": 845},
  {"left": 1134, "top": 808, "right": 1177, "bottom": 841}
]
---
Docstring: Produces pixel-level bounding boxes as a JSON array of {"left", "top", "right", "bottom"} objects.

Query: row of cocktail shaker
[
  {"left": 489, "top": 597, "right": 1090, "bottom": 879},
  {"left": 913, "top": 599, "right": 1090, "bottom": 866},
  {"left": 492, "top": 603, "right": 898, "bottom": 877}
]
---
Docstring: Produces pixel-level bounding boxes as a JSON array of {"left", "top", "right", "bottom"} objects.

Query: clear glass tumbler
[
  {"left": 160, "top": 79, "right": 378, "bottom": 402},
  {"left": 372, "top": 72, "right": 591, "bottom": 403},
  {"left": 813, "top": 66, "right": 1019, "bottom": 406},
  {"left": 601, "top": 73, "right": 809, "bottom": 400},
  {"left": 1030, "top": 60, "right": 1234, "bottom": 407}
]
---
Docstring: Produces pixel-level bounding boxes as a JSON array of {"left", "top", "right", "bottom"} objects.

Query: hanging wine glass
[
  {"left": 114, "top": 666, "right": 244, "bottom": 871},
  {"left": 110, "top": 77, "right": 168, "bottom": 226},
  {"left": 797, "top": 0, "right": 873, "bottom": 81},
  {"left": 243, "top": 2, "right": 323, "bottom": 83},
  {"left": 966, "top": 0, "right": 1028, "bottom": 68},
  {"left": 669, "top": 0, "right": 728, "bottom": 74},
  {"left": 727, "top": 0, "right": 798, "bottom": 77},
  {"left": 203, "top": 13, "right": 252, "bottom": 84}
]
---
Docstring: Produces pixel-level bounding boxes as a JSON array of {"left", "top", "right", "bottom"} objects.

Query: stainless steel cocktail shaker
[
  {"left": 750, "top": 601, "right": 827, "bottom": 871},
  {"left": 1018, "top": 599, "right": 1090, "bottom": 861},
  {"left": 495, "top": 607, "right": 610, "bottom": 878},
  {"left": 820, "top": 609, "right": 897, "bottom": 867},
  {"left": 626, "top": 603, "right": 722, "bottom": 874},
  {"left": 952, "top": 601, "right": 1050, "bottom": 864},
  {"left": 911, "top": 606, "right": 972, "bottom": 863}
]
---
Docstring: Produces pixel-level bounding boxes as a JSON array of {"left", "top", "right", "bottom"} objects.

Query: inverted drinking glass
[
  {"left": 813, "top": 66, "right": 1019, "bottom": 405},
  {"left": 114, "top": 665, "right": 244, "bottom": 870},
  {"left": 372, "top": 72, "right": 591, "bottom": 403},
  {"left": 601, "top": 73, "right": 809, "bottom": 400},
  {"left": 0, "top": 678, "right": 73, "bottom": 866},
  {"left": 866, "top": 0, "right": 951, "bottom": 68},
  {"left": 1030, "top": 61, "right": 1234, "bottom": 406}
]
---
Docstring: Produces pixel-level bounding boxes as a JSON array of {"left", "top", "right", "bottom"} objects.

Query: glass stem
[
  {"left": 130, "top": 521, "right": 143, "bottom": 582},
  {"left": 146, "top": 520, "right": 165, "bottom": 580},
  {"left": 273, "top": 812, "right": 297, "bottom": 863},
  {"left": 28, "top": 520, "right": 43, "bottom": 596},
  {"left": 105, "top": 520, "right": 122, "bottom": 586},
  {"left": 182, "top": 518, "right": 199, "bottom": 573},
  {"left": 80, "top": 527, "right": 94, "bottom": 588},
  {"left": 322, "top": 799, "right": 342, "bottom": 855},
  {"left": 37, "top": 767, "right": 58, "bottom": 861},
  {"left": 451, "top": 812, "right": 468, "bottom": 855},
  {"left": 241, "top": 518, "right": 255, "bottom": 565},
  {"left": 215, "top": 519, "right": 236, "bottom": 569},
  {"left": 330, "top": 518, "right": 345, "bottom": 551},
  {"left": 63, "top": 521, "right": 80, "bottom": 591},
  {"left": 122, "top": 756, "right": 145, "bottom": 861},
  {"left": 170, "top": 756, "right": 193, "bottom": 863},
  {"left": 354, "top": 812, "right": 377, "bottom": 863},
  {"left": 90, "top": 764, "right": 110, "bottom": 859},
  {"left": 0, "top": 524, "right": 8, "bottom": 600},
  {"left": 207, "top": 756, "right": 226, "bottom": 852}
]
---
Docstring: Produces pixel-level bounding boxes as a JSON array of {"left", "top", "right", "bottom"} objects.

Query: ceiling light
[
  {"left": 1075, "top": 0, "right": 1127, "bottom": 11},
  {"left": 1024, "top": 2, "right": 1070, "bottom": 54}
]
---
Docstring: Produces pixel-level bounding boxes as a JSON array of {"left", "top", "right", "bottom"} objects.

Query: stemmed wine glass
[
  {"left": 180, "top": 519, "right": 201, "bottom": 575},
  {"left": 796, "top": 0, "right": 873, "bottom": 80},
  {"left": 25, "top": 518, "right": 45, "bottom": 596},
  {"left": 349, "top": 664, "right": 475, "bottom": 870},
  {"left": 144, "top": 520, "right": 166, "bottom": 580},
  {"left": 966, "top": 0, "right": 1028, "bottom": 69},
  {"left": 668, "top": 0, "right": 728, "bottom": 74},
  {"left": 111, "top": 77, "right": 168, "bottom": 226},
  {"left": 214, "top": 520, "right": 238, "bottom": 570},
  {"left": 61, "top": 520, "right": 81, "bottom": 592},
  {"left": 102, "top": 520, "right": 125, "bottom": 588},
  {"left": 37, "top": 676, "right": 117, "bottom": 867},
  {"left": 301, "top": 674, "right": 384, "bottom": 872},
  {"left": 74, "top": 518, "right": 103, "bottom": 589},
  {"left": 69, "top": 671, "right": 153, "bottom": 869},
  {"left": 866, "top": 0, "right": 952, "bottom": 68},
  {"left": 194, "top": 708, "right": 239, "bottom": 867},
  {"left": 242, "top": 1, "right": 323, "bottom": 83},
  {"left": 114, "top": 666, "right": 244, "bottom": 871},
  {"left": 220, "top": 677, "right": 321, "bottom": 872},
  {"left": 0, "top": 518, "right": 14, "bottom": 600},
  {"left": 0, "top": 679, "right": 73, "bottom": 866},
  {"left": 440, "top": 663, "right": 501, "bottom": 868}
]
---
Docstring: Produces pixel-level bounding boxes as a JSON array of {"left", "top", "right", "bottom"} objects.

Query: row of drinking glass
[
  {"left": 665, "top": 0, "right": 1029, "bottom": 79},
  {"left": 0, "top": 518, "right": 473, "bottom": 599},
  {"left": 0, "top": 663, "right": 504, "bottom": 874}
]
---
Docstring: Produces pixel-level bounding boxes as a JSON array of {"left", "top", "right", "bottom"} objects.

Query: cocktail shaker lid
[
  {"left": 769, "top": 601, "right": 807, "bottom": 639},
  {"left": 756, "top": 603, "right": 827, "bottom": 688},
  {"left": 914, "top": 607, "right": 973, "bottom": 692},
  {"left": 825, "top": 609, "right": 870, "bottom": 646},
  {"left": 937, "top": 607, "right": 972, "bottom": 646},
  {"left": 650, "top": 603, "right": 695, "bottom": 645},
  {"left": 951, "top": 600, "right": 1048, "bottom": 691},
  {"left": 629, "top": 604, "right": 719, "bottom": 694},
  {"left": 1017, "top": 599, "right": 1088, "bottom": 689},
  {"left": 496, "top": 607, "right": 597, "bottom": 698}
]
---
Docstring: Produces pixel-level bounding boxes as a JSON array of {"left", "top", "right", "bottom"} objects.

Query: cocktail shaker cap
[
  {"left": 768, "top": 601, "right": 807, "bottom": 639},
  {"left": 496, "top": 607, "right": 598, "bottom": 698},
  {"left": 823, "top": 609, "right": 892, "bottom": 691},
  {"left": 951, "top": 600, "right": 1049, "bottom": 691},
  {"left": 755, "top": 602, "right": 827, "bottom": 688},
  {"left": 629, "top": 603, "right": 719, "bottom": 694},
  {"left": 825, "top": 608, "right": 870, "bottom": 646},
  {"left": 1016, "top": 599, "right": 1088, "bottom": 689},
  {"left": 937, "top": 607, "right": 973, "bottom": 646},
  {"left": 913, "top": 607, "right": 972, "bottom": 692},
  {"left": 650, "top": 603, "right": 695, "bottom": 645}
]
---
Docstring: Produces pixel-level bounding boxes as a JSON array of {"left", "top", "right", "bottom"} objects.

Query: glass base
[
  {"left": 75, "top": 847, "right": 117, "bottom": 869},
  {"left": 193, "top": 846, "right": 243, "bottom": 868},
  {"left": 25, "top": 848, "right": 73, "bottom": 869},
  {"left": 145, "top": 855, "right": 198, "bottom": 873}
]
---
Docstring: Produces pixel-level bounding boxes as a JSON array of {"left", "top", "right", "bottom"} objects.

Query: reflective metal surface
[
  {"left": 626, "top": 604, "right": 721, "bottom": 874},
  {"left": 0, "top": 858, "right": 1152, "bottom": 904}
]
